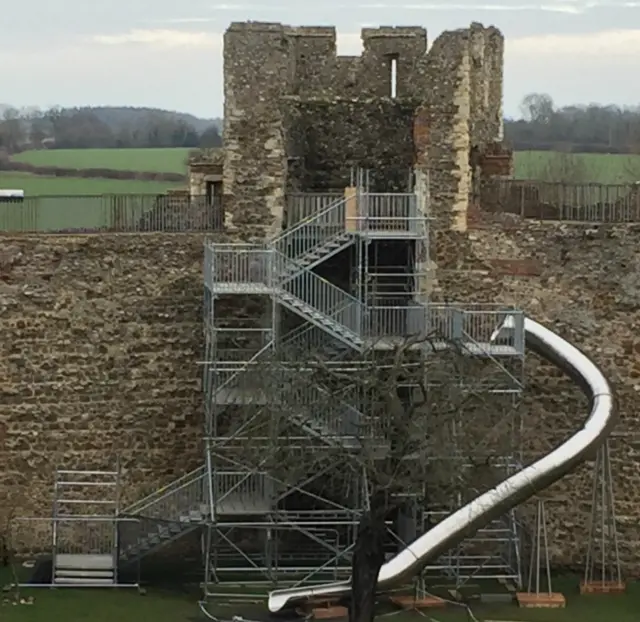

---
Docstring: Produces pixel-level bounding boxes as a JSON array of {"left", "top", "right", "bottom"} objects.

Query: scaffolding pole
[{"left": 515, "top": 498, "right": 565, "bottom": 608}]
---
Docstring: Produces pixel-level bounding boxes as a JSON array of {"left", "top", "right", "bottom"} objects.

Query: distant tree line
[
  {"left": 505, "top": 94, "right": 640, "bottom": 154},
  {"left": 0, "top": 105, "right": 222, "bottom": 152},
  {"left": 5, "top": 95, "right": 640, "bottom": 156}
]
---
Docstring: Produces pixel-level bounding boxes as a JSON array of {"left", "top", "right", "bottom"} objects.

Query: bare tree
[
  {"left": 0, "top": 507, "right": 23, "bottom": 605},
  {"left": 537, "top": 151, "right": 591, "bottom": 184},
  {"left": 209, "top": 329, "right": 521, "bottom": 622},
  {"left": 519, "top": 93, "right": 555, "bottom": 125}
]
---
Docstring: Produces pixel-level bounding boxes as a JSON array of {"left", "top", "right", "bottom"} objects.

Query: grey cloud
[{"left": 1, "top": 0, "right": 639, "bottom": 118}]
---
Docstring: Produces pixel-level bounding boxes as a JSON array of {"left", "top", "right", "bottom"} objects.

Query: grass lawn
[
  {"left": 1, "top": 587, "right": 198, "bottom": 622},
  {"left": 0, "top": 173, "right": 175, "bottom": 231},
  {"left": 11, "top": 148, "right": 191, "bottom": 175},
  {"left": 513, "top": 151, "right": 640, "bottom": 184},
  {"left": 0, "top": 172, "right": 178, "bottom": 196},
  {"left": 2, "top": 566, "right": 639, "bottom": 622}
]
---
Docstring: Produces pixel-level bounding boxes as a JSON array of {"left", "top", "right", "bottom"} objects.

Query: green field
[
  {"left": 3, "top": 149, "right": 640, "bottom": 205},
  {"left": 0, "top": 173, "right": 177, "bottom": 231},
  {"left": 0, "top": 172, "right": 178, "bottom": 196},
  {"left": 11, "top": 148, "right": 640, "bottom": 187},
  {"left": 11, "top": 148, "right": 191, "bottom": 174},
  {"left": 514, "top": 151, "right": 640, "bottom": 184}
]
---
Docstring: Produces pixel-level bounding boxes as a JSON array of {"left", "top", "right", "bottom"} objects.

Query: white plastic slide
[{"left": 268, "top": 316, "right": 616, "bottom": 612}]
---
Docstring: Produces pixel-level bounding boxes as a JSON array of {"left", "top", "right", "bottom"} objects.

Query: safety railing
[
  {"left": 427, "top": 304, "right": 525, "bottom": 353},
  {"left": 286, "top": 193, "right": 343, "bottom": 227},
  {"left": 207, "top": 328, "right": 274, "bottom": 368},
  {"left": 274, "top": 196, "right": 349, "bottom": 263},
  {"left": 209, "top": 341, "right": 275, "bottom": 401},
  {"left": 212, "top": 471, "right": 273, "bottom": 513},
  {"left": 347, "top": 193, "right": 423, "bottom": 236},
  {"left": 123, "top": 466, "right": 207, "bottom": 520},
  {"left": 0, "top": 194, "right": 224, "bottom": 233},
  {"left": 273, "top": 251, "right": 364, "bottom": 342},
  {"left": 363, "top": 303, "right": 429, "bottom": 339},
  {"left": 457, "top": 308, "right": 525, "bottom": 352},
  {"left": 280, "top": 320, "right": 352, "bottom": 359},
  {"left": 204, "top": 242, "right": 272, "bottom": 292},
  {"left": 481, "top": 179, "right": 640, "bottom": 223},
  {"left": 281, "top": 379, "right": 363, "bottom": 441}
]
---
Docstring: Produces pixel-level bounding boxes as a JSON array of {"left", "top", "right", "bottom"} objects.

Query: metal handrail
[
  {"left": 124, "top": 466, "right": 206, "bottom": 515},
  {"left": 272, "top": 196, "right": 347, "bottom": 245}
]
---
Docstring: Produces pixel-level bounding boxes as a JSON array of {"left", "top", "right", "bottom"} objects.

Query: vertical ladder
[{"left": 52, "top": 467, "right": 120, "bottom": 586}]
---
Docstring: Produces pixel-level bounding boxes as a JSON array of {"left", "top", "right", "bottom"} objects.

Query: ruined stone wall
[
  {"left": 188, "top": 153, "right": 223, "bottom": 197},
  {"left": 285, "top": 99, "right": 415, "bottom": 191},
  {"left": 439, "top": 213, "right": 640, "bottom": 573},
  {"left": 0, "top": 234, "right": 206, "bottom": 526},
  {"left": 223, "top": 23, "right": 291, "bottom": 239},
  {"left": 223, "top": 21, "right": 503, "bottom": 230}
]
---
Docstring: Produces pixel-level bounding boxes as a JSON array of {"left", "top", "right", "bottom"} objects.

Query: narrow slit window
[{"left": 390, "top": 57, "right": 398, "bottom": 98}]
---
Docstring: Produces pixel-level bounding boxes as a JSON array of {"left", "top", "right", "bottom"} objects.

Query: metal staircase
[
  {"left": 274, "top": 195, "right": 354, "bottom": 278},
  {"left": 120, "top": 469, "right": 273, "bottom": 564},
  {"left": 275, "top": 251, "right": 364, "bottom": 351},
  {"left": 281, "top": 371, "right": 369, "bottom": 448},
  {"left": 270, "top": 196, "right": 363, "bottom": 351}
]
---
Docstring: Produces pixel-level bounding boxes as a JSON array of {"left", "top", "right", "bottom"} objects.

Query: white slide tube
[{"left": 268, "top": 316, "right": 616, "bottom": 612}]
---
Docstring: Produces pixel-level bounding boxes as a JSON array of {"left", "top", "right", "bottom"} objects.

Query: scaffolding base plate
[
  {"left": 390, "top": 595, "right": 446, "bottom": 609},
  {"left": 516, "top": 592, "right": 566, "bottom": 608},
  {"left": 579, "top": 581, "right": 626, "bottom": 594}
]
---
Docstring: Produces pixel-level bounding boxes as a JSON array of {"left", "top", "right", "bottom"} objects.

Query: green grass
[
  {"left": 2, "top": 567, "right": 639, "bottom": 622},
  {"left": 11, "top": 147, "right": 640, "bottom": 186},
  {"left": 0, "top": 173, "right": 176, "bottom": 231},
  {"left": 514, "top": 151, "right": 640, "bottom": 184},
  {"left": 1, "top": 588, "right": 199, "bottom": 622},
  {"left": 11, "top": 148, "right": 191, "bottom": 174},
  {"left": 0, "top": 172, "right": 178, "bottom": 196}
]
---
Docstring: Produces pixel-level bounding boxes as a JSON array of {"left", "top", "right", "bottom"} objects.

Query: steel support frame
[
  {"left": 201, "top": 169, "right": 526, "bottom": 599},
  {"left": 202, "top": 276, "right": 364, "bottom": 594},
  {"left": 420, "top": 385, "right": 524, "bottom": 588}
]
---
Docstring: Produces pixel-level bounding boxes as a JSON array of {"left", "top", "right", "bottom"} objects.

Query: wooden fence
[
  {"left": 1, "top": 181, "right": 639, "bottom": 233},
  {"left": 481, "top": 180, "right": 640, "bottom": 223},
  {"left": 0, "top": 194, "right": 224, "bottom": 233}
]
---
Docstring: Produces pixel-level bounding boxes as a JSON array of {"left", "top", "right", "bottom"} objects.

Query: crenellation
[
  {"left": 226, "top": 21, "right": 284, "bottom": 33},
  {"left": 287, "top": 27, "right": 338, "bottom": 96},
  {"left": 360, "top": 26, "right": 428, "bottom": 97}
]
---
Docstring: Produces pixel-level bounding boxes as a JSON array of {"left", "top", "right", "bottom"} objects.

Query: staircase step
[
  {"left": 55, "top": 576, "right": 115, "bottom": 585},
  {"left": 56, "top": 569, "right": 114, "bottom": 579},
  {"left": 55, "top": 554, "right": 114, "bottom": 570}
]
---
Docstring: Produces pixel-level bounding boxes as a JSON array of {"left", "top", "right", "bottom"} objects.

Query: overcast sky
[{"left": 2, "top": 0, "right": 639, "bottom": 119}]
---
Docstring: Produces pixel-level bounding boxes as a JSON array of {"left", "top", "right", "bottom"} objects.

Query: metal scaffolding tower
[{"left": 198, "top": 167, "right": 526, "bottom": 597}]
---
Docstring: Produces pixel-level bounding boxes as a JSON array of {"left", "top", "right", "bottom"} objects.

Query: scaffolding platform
[{"left": 366, "top": 337, "right": 521, "bottom": 357}]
